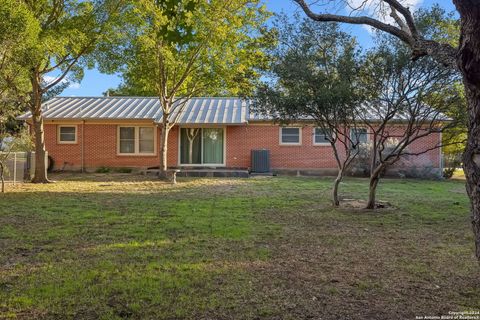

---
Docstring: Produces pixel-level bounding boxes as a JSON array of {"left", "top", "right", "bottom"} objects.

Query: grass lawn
[{"left": 0, "top": 173, "right": 479, "bottom": 319}]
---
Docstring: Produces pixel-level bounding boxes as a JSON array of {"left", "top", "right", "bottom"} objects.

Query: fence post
[
  {"left": 25, "top": 151, "right": 31, "bottom": 181},
  {"left": 13, "top": 152, "right": 16, "bottom": 185}
]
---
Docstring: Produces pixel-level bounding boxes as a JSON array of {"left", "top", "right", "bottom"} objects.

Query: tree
[
  {"left": 293, "top": 0, "right": 480, "bottom": 259},
  {"left": 0, "top": 0, "right": 38, "bottom": 118},
  {"left": 255, "top": 15, "right": 366, "bottom": 206},
  {"left": 358, "top": 44, "right": 460, "bottom": 209},
  {"left": 3, "top": 0, "right": 126, "bottom": 183},
  {"left": 113, "top": 0, "right": 271, "bottom": 179}
]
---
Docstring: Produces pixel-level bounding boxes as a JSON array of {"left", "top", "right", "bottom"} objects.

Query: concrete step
[{"left": 143, "top": 169, "right": 250, "bottom": 178}]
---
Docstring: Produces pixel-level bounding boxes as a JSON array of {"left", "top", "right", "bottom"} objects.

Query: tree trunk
[
  {"left": 0, "top": 162, "right": 4, "bottom": 193},
  {"left": 454, "top": 0, "right": 480, "bottom": 259},
  {"left": 187, "top": 128, "right": 199, "bottom": 164},
  {"left": 366, "top": 166, "right": 383, "bottom": 209},
  {"left": 30, "top": 77, "right": 49, "bottom": 184},
  {"left": 159, "top": 118, "right": 170, "bottom": 180},
  {"left": 332, "top": 168, "right": 343, "bottom": 206}
]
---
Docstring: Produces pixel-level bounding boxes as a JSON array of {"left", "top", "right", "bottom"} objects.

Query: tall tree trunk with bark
[
  {"left": 0, "top": 161, "right": 5, "bottom": 193},
  {"left": 454, "top": 0, "right": 480, "bottom": 259},
  {"left": 159, "top": 117, "right": 170, "bottom": 180},
  {"left": 187, "top": 128, "right": 199, "bottom": 164},
  {"left": 332, "top": 168, "right": 343, "bottom": 206},
  {"left": 366, "top": 165, "right": 385, "bottom": 209},
  {"left": 30, "top": 73, "right": 49, "bottom": 183}
]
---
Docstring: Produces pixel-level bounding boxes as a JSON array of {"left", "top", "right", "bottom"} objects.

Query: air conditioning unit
[{"left": 251, "top": 149, "right": 270, "bottom": 173}]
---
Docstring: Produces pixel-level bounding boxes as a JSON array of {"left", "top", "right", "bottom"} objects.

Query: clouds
[
  {"left": 43, "top": 75, "right": 81, "bottom": 90},
  {"left": 69, "top": 82, "right": 81, "bottom": 89}
]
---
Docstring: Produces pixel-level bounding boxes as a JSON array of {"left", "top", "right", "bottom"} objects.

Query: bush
[
  {"left": 348, "top": 139, "right": 412, "bottom": 178},
  {"left": 443, "top": 153, "right": 462, "bottom": 179},
  {"left": 115, "top": 167, "right": 132, "bottom": 173},
  {"left": 348, "top": 143, "right": 372, "bottom": 177},
  {"left": 348, "top": 140, "right": 400, "bottom": 177},
  {"left": 397, "top": 165, "right": 438, "bottom": 179},
  {"left": 95, "top": 166, "right": 111, "bottom": 173}
]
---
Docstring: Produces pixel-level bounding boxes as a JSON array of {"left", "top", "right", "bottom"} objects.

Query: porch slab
[{"left": 143, "top": 169, "right": 250, "bottom": 178}]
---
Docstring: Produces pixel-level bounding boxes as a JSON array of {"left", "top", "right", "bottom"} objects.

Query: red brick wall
[
  {"left": 44, "top": 123, "right": 179, "bottom": 171},
  {"left": 227, "top": 125, "right": 440, "bottom": 170},
  {"left": 43, "top": 122, "right": 441, "bottom": 171},
  {"left": 226, "top": 125, "right": 339, "bottom": 169}
]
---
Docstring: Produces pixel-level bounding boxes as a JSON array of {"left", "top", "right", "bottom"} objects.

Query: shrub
[
  {"left": 348, "top": 139, "right": 411, "bottom": 177},
  {"left": 348, "top": 140, "right": 399, "bottom": 177},
  {"left": 95, "top": 166, "right": 111, "bottom": 173},
  {"left": 443, "top": 153, "right": 462, "bottom": 179},
  {"left": 348, "top": 142, "right": 371, "bottom": 177},
  {"left": 397, "top": 165, "right": 438, "bottom": 179},
  {"left": 115, "top": 167, "right": 132, "bottom": 173}
]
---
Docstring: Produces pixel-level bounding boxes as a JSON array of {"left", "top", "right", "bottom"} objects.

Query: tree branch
[
  {"left": 293, "top": 0, "right": 415, "bottom": 45},
  {"left": 293, "top": 0, "right": 458, "bottom": 68}
]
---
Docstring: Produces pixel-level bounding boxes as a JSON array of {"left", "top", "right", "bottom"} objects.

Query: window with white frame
[
  {"left": 280, "top": 127, "right": 301, "bottom": 145},
  {"left": 58, "top": 125, "right": 77, "bottom": 144},
  {"left": 118, "top": 126, "right": 155, "bottom": 155},
  {"left": 350, "top": 128, "right": 368, "bottom": 148},
  {"left": 314, "top": 128, "right": 333, "bottom": 145}
]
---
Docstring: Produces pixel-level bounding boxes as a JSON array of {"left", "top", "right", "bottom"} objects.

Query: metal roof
[
  {"left": 17, "top": 96, "right": 449, "bottom": 124},
  {"left": 18, "top": 97, "right": 250, "bottom": 124}
]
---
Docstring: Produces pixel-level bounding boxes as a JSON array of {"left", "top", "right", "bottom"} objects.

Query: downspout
[
  {"left": 81, "top": 120, "right": 85, "bottom": 173},
  {"left": 439, "top": 131, "right": 443, "bottom": 178}
]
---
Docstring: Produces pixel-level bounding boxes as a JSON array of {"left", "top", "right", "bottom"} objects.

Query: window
[
  {"left": 314, "top": 128, "right": 333, "bottom": 145},
  {"left": 139, "top": 127, "right": 154, "bottom": 153},
  {"left": 180, "top": 128, "right": 224, "bottom": 165},
  {"left": 350, "top": 128, "right": 368, "bottom": 148},
  {"left": 118, "top": 126, "right": 155, "bottom": 155},
  {"left": 280, "top": 127, "right": 301, "bottom": 145},
  {"left": 58, "top": 125, "right": 77, "bottom": 144}
]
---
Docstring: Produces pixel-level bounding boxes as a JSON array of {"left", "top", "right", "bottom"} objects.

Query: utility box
[{"left": 251, "top": 149, "right": 270, "bottom": 173}]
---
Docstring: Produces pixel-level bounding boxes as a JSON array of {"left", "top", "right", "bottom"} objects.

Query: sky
[{"left": 59, "top": 0, "right": 457, "bottom": 97}]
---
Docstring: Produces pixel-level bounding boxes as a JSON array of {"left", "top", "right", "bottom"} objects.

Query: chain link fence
[{"left": 0, "top": 151, "right": 44, "bottom": 184}]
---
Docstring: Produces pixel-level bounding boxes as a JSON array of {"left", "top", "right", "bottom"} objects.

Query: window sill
[
  {"left": 178, "top": 163, "right": 226, "bottom": 167},
  {"left": 279, "top": 143, "right": 302, "bottom": 146},
  {"left": 58, "top": 141, "right": 78, "bottom": 145},
  {"left": 116, "top": 153, "right": 157, "bottom": 157}
]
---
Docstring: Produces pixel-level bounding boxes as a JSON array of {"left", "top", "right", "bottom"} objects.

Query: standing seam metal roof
[
  {"left": 18, "top": 96, "right": 447, "bottom": 123},
  {"left": 18, "top": 97, "right": 251, "bottom": 124}
]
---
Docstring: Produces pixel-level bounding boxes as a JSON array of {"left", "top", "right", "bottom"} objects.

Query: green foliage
[
  {"left": 1, "top": 128, "right": 33, "bottom": 152},
  {"left": 414, "top": 6, "right": 466, "bottom": 158},
  {"left": 0, "top": 0, "right": 39, "bottom": 109},
  {"left": 95, "top": 166, "right": 111, "bottom": 173},
  {"left": 415, "top": 4, "right": 460, "bottom": 47},
  {"left": 0, "top": 0, "right": 131, "bottom": 106},
  {"left": 111, "top": 0, "right": 272, "bottom": 98},
  {"left": 255, "top": 14, "right": 364, "bottom": 126},
  {"left": 0, "top": 1, "right": 132, "bottom": 182},
  {"left": 115, "top": 167, "right": 133, "bottom": 173}
]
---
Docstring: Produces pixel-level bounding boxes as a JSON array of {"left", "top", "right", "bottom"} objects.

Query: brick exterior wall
[
  {"left": 44, "top": 123, "right": 178, "bottom": 171},
  {"left": 226, "top": 125, "right": 338, "bottom": 169},
  {"left": 42, "top": 122, "right": 441, "bottom": 172}
]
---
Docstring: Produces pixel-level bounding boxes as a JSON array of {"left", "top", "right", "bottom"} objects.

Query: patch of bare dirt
[{"left": 340, "top": 199, "right": 395, "bottom": 210}]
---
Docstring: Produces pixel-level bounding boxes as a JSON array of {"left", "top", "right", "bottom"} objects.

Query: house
[{"left": 19, "top": 96, "right": 443, "bottom": 177}]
